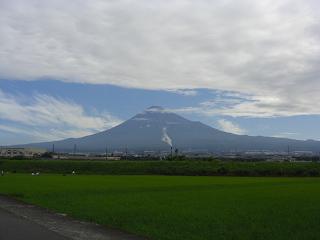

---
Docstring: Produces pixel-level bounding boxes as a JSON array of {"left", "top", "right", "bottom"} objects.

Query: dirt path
[{"left": 0, "top": 195, "right": 146, "bottom": 240}]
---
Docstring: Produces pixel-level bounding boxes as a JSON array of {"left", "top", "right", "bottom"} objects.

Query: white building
[{"left": 0, "top": 147, "right": 47, "bottom": 158}]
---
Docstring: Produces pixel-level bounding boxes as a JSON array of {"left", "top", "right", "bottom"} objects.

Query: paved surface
[
  {"left": 0, "top": 195, "right": 146, "bottom": 240},
  {"left": 0, "top": 207, "right": 69, "bottom": 240}
]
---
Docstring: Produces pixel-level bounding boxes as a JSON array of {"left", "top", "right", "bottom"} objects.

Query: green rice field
[{"left": 1, "top": 174, "right": 320, "bottom": 240}]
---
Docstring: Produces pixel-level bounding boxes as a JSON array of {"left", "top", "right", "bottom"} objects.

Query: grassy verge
[
  {"left": 0, "top": 174, "right": 320, "bottom": 240},
  {"left": 1, "top": 159, "right": 320, "bottom": 176}
]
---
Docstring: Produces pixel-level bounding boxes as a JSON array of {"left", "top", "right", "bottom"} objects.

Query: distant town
[{"left": 1, "top": 146, "right": 319, "bottom": 162}]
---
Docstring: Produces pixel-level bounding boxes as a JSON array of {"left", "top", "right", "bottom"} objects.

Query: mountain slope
[{"left": 18, "top": 106, "right": 320, "bottom": 153}]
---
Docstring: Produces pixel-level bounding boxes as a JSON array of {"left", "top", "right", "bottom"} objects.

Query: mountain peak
[
  {"left": 132, "top": 106, "right": 190, "bottom": 124},
  {"left": 146, "top": 106, "right": 165, "bottom": 111}
]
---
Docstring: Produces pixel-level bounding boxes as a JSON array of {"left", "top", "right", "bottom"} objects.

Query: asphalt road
[
  {"left": 0, "top": 194, "right": 145, "bottom": 240},
  {"left": 0, "top": 208, "right": 70, "bottom": 240}
]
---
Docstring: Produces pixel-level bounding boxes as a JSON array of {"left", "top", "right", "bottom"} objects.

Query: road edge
[{"left": 0, "top": 195, "right": 146, "bottom": 240}]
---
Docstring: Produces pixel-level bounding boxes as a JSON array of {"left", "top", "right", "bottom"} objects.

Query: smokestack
[
  {"left": 162, "top": 127, "right": 173, "bottom": 159},
  {"left": 162, "top": 127, "right": 172, "bottom": 146}
]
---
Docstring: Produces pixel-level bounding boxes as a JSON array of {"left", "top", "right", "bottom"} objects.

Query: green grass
[
  {"left": 1, "top": 174, "right": 320, "bottom": 239},
  {"left": 1, "top": 159, "right": 320, "bottom": 176}
]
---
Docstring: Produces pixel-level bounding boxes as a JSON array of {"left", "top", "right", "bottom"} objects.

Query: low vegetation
[
  {"left": 1, "top": 174, "right": 320, "bottom": 240},
  {"left": 1, "top": 159, "right": 320, "bottom": 176}
]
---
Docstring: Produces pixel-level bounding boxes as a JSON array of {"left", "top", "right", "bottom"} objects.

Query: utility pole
[
  {"left": 73, "top": 144, "right": 77, "bottom": 156},
  {"left": 125, "top": 146, "right": 128, "bottom": 160},
  {"left": 105, "top": 144, "right": 108, "bottom": 160},
  {"left": 52, "top": 144, "right": 55, "bottom": 153}
]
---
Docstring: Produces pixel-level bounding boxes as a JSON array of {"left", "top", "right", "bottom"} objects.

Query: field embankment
[{"left": 1, "top": 159, "right": 320, "bottom": 176}]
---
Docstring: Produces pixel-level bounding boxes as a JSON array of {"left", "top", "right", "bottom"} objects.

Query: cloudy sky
[{"left": 1, "top": 0, "right": 320, "bottom": 145}]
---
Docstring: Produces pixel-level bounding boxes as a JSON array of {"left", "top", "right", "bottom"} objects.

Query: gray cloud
[{"left": 0, "top": 0, "right": 320, "bottom": 116}]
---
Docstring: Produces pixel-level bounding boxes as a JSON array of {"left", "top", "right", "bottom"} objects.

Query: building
[{"left": 0, "top": 147, "right": 47, "bottom": 158}]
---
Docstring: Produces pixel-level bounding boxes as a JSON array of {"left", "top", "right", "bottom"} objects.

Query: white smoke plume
[{"left": 162, "top": 127, "right": 172, "bottom": 147}]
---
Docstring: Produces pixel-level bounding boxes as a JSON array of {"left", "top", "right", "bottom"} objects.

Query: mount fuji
[{"left": 18, "top": 106, "right": 320, "bottom": 153}]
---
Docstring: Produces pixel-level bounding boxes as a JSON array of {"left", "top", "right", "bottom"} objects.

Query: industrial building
[{"left": 0, "top": 147, "right": 47, "bottom": 158}]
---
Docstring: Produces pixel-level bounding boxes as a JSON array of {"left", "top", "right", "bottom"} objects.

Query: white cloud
[
  {"left": 167, "top": 89, "right": 198, "bottom": 96},
  {"left": 171, "top": 90, "right": 320, "bottom": 118},
  {"left": 217, "top": 119, "right": 246, "bottom": 135},
  {"left": 0, "top": 90, "right": 122, "bottom": 142},
  {"left": 0, "top": 0, "right": 320, "bottom": 117},
  {"left": 132, "top": 117, "right": 149, "bottom": 121},
  {"left": 0, "top": 124, "right": 94, "bottom": 142},
  {"left": 272, "top": 132, "right": 298, "bottom": 138},
  {"left": 0, "top": 124, "right": 29, "bottom": 135}
]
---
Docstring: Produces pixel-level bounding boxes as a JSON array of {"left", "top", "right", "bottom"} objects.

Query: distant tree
[{"left": 41, "top": 152, "right": 53, "bottom": 158}]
